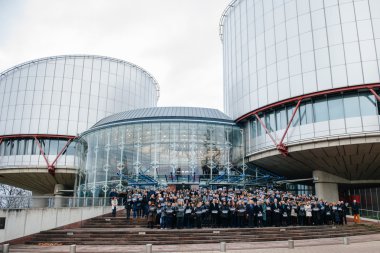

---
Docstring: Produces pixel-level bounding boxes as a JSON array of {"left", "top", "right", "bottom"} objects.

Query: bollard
[
  {"left": 70, "top": 244, "right": 76, "bottom": 253},
  {"left": 288, "top": 240, "right": 294, "bottom": 249},
  {"left": 3, "top": 244, "right": 9, "bottom": 253},
  {"left": 145, "top": 244, "right": 152, "bottom": 253},
  {"left": 343, "top": 237, "right": 350, "bottom": 245},
  {"left": 220, "top": 242, "right": 226, "bottom": 252}
]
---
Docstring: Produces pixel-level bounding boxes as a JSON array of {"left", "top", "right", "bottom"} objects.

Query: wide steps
[
  {"left": 26, "top": 225, "right": 380, "bottom": 245},
  {"left": 23, "top": 211, "right": 380, "bottom": 246}
]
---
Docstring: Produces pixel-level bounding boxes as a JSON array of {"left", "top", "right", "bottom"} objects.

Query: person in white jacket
[
  {"left": 111, "top": 197, "right": 118, "bottom": 217},
  {"left": 305, "top": 202, "right": 312, "bottom": 226}
]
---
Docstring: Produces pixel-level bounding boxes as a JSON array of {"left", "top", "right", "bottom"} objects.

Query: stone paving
[{"left": 4, "top": 233, "right": 380, "bottom": 253}]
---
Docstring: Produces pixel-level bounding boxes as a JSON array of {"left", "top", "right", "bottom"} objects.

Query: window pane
[
  {"left": 5, "top": 140, "right": 12, "bottom": 156},
  {"left": 313, "top": 97, "right": 329, "bottom": 122},
  {"left": 49, "top": 140, "right": 59, "bottom": 155},
  {"left": 287, "top": 105, "right": 300, "bottom": 126},
  {"left": 17, "top": 140, "right": 25, "bottom": 155},
  {"left": 305, "top": 101, "right": 314, "bottom": 124},
  {"left": 359, "top": 92, "right": 377, "bottom": 116},
  {"left": 0, "top": 141, "right": 4, "bottom": 156},
  {"left": 299, "top": 104, "right": 307, "bottom": 125},
  {"left": 328, "top": 95, "right": 344, "bottom": 120},
  {"left": 344, "top": 93, "right": 360, "bottom": 118},
  {"left": 276, "top": 110, "right": 281, "bottom": 130},
  {"left": 257, "top": 116, "right": 263, "bottom": 136},
  {"left": 251, "top": 119, "right": 257, "bottom": 138}
]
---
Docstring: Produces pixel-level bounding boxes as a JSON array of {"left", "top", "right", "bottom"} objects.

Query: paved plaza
[{"left": 4, "top": 233, "right": 380, "bottom": 253}]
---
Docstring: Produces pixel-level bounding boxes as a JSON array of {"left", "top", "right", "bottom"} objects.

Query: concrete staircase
[{"left": 24, "top": 211, "right": 380, "bottom": 246}]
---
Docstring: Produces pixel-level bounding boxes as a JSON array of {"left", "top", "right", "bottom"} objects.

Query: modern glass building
[
  {"left": 0, "top": 55, "right": 159, "bottom": 194},
  {"left": 76, "top": 107, "right": 243, "bottom": 197},
  {"left": 220, "top": 0, "right": 380, "bottom": 201}
]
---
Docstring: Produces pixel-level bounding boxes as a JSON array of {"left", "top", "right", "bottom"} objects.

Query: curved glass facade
[
  {"left": 0, "top": 55, "right": 159, "bottom": 136},
  {"left": 76, "top": 107, "right": 243, "bottom": 196},
  {"left": 244, "top": 90, "right": 380, "bottom": 154},
  {"left": 221, "top": 0, "right": 380, "bottom": 120}
]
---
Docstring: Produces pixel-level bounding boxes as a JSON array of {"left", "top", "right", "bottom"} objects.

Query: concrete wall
[{"left": 0, "top": 206, "right": 109, "bottom": 243}]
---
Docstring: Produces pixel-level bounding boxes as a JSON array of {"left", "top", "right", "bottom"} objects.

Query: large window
[
  {"left": 343, "top": 93, "right": 360, "bottom": 118},
  {"left": 328, "top": 95, "right": 344, "bottom": 120},
  {"left": 247, "top": 90, "right": 380, "bottom": 144},
  {"left": 313, "top": 97, "right": 329, "bottom": 122},
  {"left": 359, "top": 93, "right": 377, "bottom": 116},
  {"left": 0, "top": 138, "right": 75, "bottom": 157}
]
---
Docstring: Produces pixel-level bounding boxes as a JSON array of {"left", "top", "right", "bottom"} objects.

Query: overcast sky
[{"left": 0, "top": 0, "right": 230, "bottom": 111}]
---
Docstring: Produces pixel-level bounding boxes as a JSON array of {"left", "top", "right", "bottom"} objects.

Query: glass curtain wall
[{"left": 77, "top": 122, "right": 242, "bottom": 197}]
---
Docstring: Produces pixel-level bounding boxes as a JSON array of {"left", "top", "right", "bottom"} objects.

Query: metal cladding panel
[
  {"left": 0, "top": 55, "right": 159, "bottom": 136},
  {"left": 90, "top": 107, "right": 234, "bottom": 129},
  {"left": 221, "top": 0, "right": 380, "bottom": 120}
]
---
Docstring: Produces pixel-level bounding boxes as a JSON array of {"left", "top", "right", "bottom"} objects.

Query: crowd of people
[{"left": 109, "top": 187, "right": 360, "bottom": 229}]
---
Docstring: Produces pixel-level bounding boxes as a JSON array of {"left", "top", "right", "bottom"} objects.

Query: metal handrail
[
  {"left": 0, "top": 196, "right": 108, "bottom": 209},
  {"left": 356, "top": 208, "right": 380, "bottom": 220}
]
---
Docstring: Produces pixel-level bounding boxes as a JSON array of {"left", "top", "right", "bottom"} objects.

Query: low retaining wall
[{"left": 0, "top": 206, "right": 109, "bottom": 243}]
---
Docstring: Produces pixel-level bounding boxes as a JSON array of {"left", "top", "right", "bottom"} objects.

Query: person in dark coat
[
  {"left": 236, "top": 201, "right": 246, "bottom": 228},
  {"left": 255, "top": 201, "right": 264, "bottom": 227},
  {"left": 147, "top": 202, "right": 157, "bottom": 229},
  {"left": 220, "top": 201, "right": 230, "bottom": 228},
  {"left": 195, "top": 202, "right": 204, "bottom": 228},
  {"left": 123, "top": 195, "right": 132, "bottom": 222},
  {"left": 265, "top": 199, "right": 272, "bottom": 227},
  {"left": 298, "top": 203, "right": 306, "bottom": 226},
  {"left": 184, "top": 203, "right": 194, "bottom": 228},
  {"left": 176, "top": 201, "right": 185, "bottom": 229},
  {"left": 247, "top": 200, "right": 255, "bottom": 227},
  {"left": 210, "top": 199, "right": 219, "bottom": 228},
  {"left": 272, "top": 199, "right": 281, "bottom": 227},
  {"left": 325, "top": 203, "right": 333, "bottom": 225},
  {"left": 165, "top": 202, "right": 174, "bottom": 228},
  {"left": 311, "top": 201, "right": 320, "bottom": 225},
  {"left": 342, "top": 201, "right": 349, "bottom": 225},
  {"left": 229, "top": 202, "right": 237, "bottom": 227},
  {"left": 352, "top": 199, "right": 360, "bottom": 224}
]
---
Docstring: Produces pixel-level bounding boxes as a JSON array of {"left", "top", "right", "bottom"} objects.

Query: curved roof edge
[
  {"left": 86, "top": 107, "right": 235, "bottom": 133},
  {"left": 0, "top": 54, "right": 160, "bottom": 99},
  {"left": 219, "top": 0, "right": 240, "bottom": 42}
]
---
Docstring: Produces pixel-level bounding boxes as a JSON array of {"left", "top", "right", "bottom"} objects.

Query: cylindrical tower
[
  {"left": 220, "top": 0, "right": 380, "bottom": 200},
  {"left": 0, "top": 55, "right": 159, "bottom": 194},
  {"left": 0, "top": 55, "right": 159, "bottom": 135}
]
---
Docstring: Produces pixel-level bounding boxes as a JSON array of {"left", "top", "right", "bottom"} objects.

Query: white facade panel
[{"left": 221, "top": 0, "right": 380, "bottom": 120}]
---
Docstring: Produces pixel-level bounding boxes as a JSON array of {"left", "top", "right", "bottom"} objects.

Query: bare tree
[{"left": 0, "top": 184, "right": 31, "bottom": 209}]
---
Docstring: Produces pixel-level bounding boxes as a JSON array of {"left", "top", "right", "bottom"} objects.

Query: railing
[
  {"left": 357, "top": 208, "right": 380, "bottom": 221},
  {"left": 0, "top": 195, "right": 109, "bottom": 209}
]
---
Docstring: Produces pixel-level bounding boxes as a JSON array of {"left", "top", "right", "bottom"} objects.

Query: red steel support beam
[
  {"left": 33, "top": 136, "right": 51, "bottom": 172},
  {"left": 51, "top": 138, "right": 75, "bottom": 169},
  {"left": 276, "top": 99, "right": 303, "bottom": 156},
  {"left": 34, "top": 136, "right": 76, "bottom": 175},
  {"left": 369, "top": 88, "right": 380, "bottom": 102},
  {"left": 0, "top": 134, "right": 76, "bottom": 176},
  {"left": 254, "top": 114, "right": 278, "bottom": 147},
  {"left": 236, "top": 83, "right": 380, "bottom": 156}
]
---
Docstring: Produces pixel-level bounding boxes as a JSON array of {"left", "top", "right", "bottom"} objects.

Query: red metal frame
[
  {"left": 237, "top": 83, "right": 380, "bottom": 156},
  {"left": 0, "top": 134, "right": 76, "bottom": 175}
]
